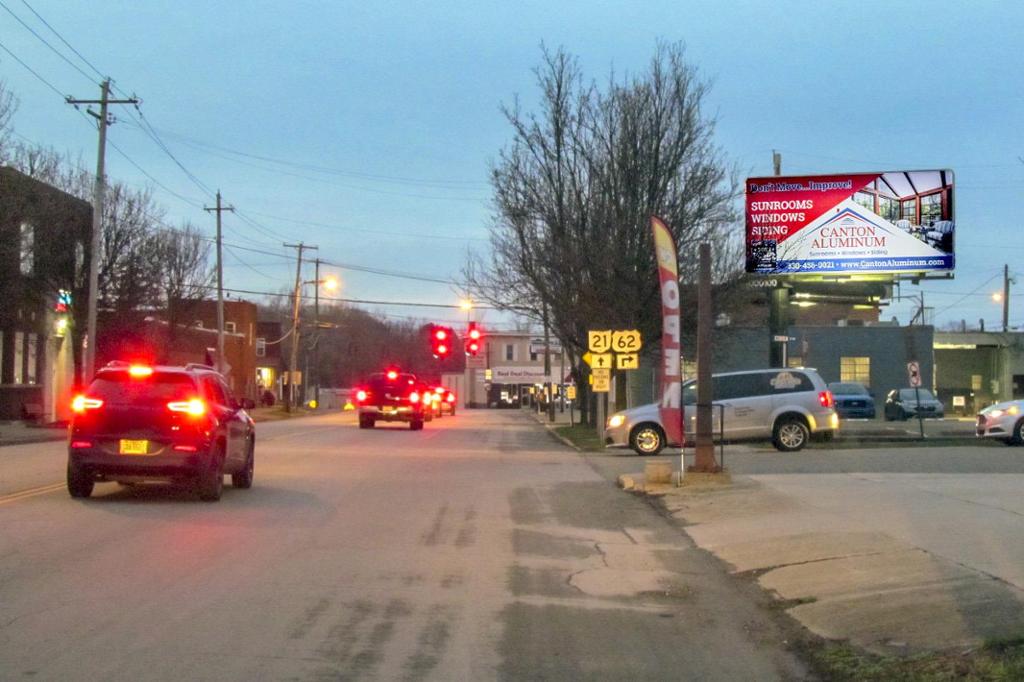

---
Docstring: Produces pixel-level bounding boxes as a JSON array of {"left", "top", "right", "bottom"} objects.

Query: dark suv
[
  {"left": 67, "top": 362, "right": 256, "bottom": 501},
  {"left": 355, "top": 370, "right": 426, "bottom": 430}
]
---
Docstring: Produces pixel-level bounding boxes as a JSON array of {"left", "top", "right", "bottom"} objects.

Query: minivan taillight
[
  {"left": 167, "top": 398, "right": 206, "bottom": 416},
  {"left": 71, "top": 395, "right": 103, "bottom": 413},
  {"left": 819, "top": 391, "right": 835, "bottom": 409},
  {"left": 410, "top": 392, "right": 420, "bottom": 404}
]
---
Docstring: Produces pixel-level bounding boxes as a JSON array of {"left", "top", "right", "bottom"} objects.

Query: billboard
[{"left": 745, "top": 170, "right": 954, "bottom": 275}]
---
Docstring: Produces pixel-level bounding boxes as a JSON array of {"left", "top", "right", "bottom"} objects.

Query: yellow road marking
[{"left": 0, "top": 482, "right": 66, "bottom": 506}]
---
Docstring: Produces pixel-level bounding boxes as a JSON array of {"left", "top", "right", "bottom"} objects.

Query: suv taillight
[
  {"left": 71, "top": 395, "right": 103, "bottom": 413},
  {"left": 167, "top": 398, "right": 206, "bottom": 416},
  {"left": 356, "top": 389, "right": 368, "bottom": 402},
  {"left": 819, "top": 391, "right": 835, "bottom": 409},
  {"left": 410, "top": 391, "right": 420, "bottom": 404}
]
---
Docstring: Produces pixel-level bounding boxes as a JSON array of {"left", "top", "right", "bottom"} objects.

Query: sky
[{"left": 1, "top": 0, "right": 1022, "bottom": 332}]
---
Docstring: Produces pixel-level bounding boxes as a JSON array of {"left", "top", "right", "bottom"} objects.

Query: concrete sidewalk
[
  {"left": 0, "top": 420, "right": 66, "bottom": 447},
  {"left": 629, "top": 471, "right": 1024, "bottom": 656}
]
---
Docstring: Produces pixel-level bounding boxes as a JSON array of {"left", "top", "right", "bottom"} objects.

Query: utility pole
[
  {"left": 768, "top": 149, "right": 789, "bottom": 367},
  {"left": 1003, "top": 264, "right": 1011, "bottom": 332},
  {"left": 694, "top": 243, "right": 719, "bottom": 472},
  {"left": 542, "top": 302, "right": 554, "bottom": 423},
  {"left": 313, "top": 258, "right": 321, "bottom": 408},
  {"left": 284, "top": 242, "right": 316, "bottom": 411},
  {"left": 204, "top": 191, "right": 234, "bottom": 375},
  {"left": 66, "top": 79, "right": 137, "bottom": 383}
]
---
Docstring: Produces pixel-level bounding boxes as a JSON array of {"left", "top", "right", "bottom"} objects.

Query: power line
[
  {"left": 118, "top": 119, "right": 489, "bottom": 189},
  {"left": 0, "top": 0, "right": 97, "bottom": 85},
  {"left": 17, "top": 0, "right": 106, "bottom": 80},
  {"left": 0, "top": 38, "right": 67, "bottom": 98},
  {"left": 240, "top": 208, "right": 489, "bottom": 243}
]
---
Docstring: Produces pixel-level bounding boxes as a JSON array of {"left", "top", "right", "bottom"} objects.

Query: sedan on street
[{"left": 976, "top": 399, "right": 1024, "bottom": 445}]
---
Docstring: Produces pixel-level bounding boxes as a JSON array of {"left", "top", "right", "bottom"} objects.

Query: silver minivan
[{"left": 604, "top": 368, "right": 839, "bottom": 455}]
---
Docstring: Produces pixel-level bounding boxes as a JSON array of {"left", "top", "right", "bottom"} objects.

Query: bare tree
[
  {"left": 149, "top": 222, "right": 214, "bottom": 338},
  {"left": 468, "top": 43, "right": 745, "bottom": 423}
]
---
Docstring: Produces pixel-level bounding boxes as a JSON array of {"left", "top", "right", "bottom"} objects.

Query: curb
[
  {"left": 0, "top": 434, "right": 66, "bottom": 448},
  {"left": 529, "top": 412, "right": 582, "bottom": 452}
]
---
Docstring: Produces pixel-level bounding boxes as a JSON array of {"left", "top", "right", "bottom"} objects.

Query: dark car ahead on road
[
  {"left": 828, "top": 382, "right": 876, "bottom": 419},
  {"left": 67, "top": 362, "right": 256, "bottom": 501},
  {"left": 884, "top": 388, "right": 945, "bottom": 421},
  {"left": 355, "top": 370, "right": 427, "bottom": 430}
]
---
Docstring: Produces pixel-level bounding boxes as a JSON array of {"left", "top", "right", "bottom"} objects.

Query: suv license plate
[{"left": 119, "top": 439, "right": 149, "bottom": 455}]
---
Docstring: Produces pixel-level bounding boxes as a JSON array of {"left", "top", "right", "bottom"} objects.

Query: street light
[{"left": 992, "top": 292, "right": 1004, "bottom": 303}]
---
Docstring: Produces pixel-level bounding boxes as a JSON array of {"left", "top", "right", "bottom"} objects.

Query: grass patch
[
  {"left": 249, "top": 406, "right": 319, "bottom": 422},
  {"left": 802, "top": 638, "right": 1024, "bottom": 681},
  {"left": 554, "top": 424, "right": 605, "bottom": 452}
]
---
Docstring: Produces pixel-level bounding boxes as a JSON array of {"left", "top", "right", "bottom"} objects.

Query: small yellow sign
[
  {"left": 588, "top": 330, "right": 612, "bottom": 353},
  {"left": 484, "top": 368, "right": 493, "bottom": 381},
  {"left": 611, "top": 330, "right": 642, "bottom": 353},
  {"left": 591, "top": 367, "right": 610, "bottom": 380},
  {"left": 616, "top": 353, "right": 639, "bottom": 370},
  {"left": 590, "top": 353, "right": 613, "bottom": 370},
  {"left": 567, "top": 385, "right": 577, "bottom": 400},
  {"left": 592, "top": 375, "right": 611, "bottom": 392}
]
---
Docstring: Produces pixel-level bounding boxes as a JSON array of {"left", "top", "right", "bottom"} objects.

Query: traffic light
[
  {"left": 465, "top": 322, "right": 482, "bottom": 356},
  {"left": 431, "top": 325, "right": 454, "bottom": 358}
]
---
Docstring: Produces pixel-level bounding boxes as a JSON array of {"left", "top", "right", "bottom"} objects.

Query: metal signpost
[{"left": 907, "top": 360, "right": 924, "bottom": 439}]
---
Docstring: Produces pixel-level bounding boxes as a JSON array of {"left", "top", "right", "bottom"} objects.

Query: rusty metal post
[{"left": 693, "top": 243, "right": 719, "bottom": 472}]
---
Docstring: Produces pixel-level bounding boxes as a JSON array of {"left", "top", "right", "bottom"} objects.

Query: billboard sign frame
[{"left": 745, "top": 170, "right": 955, "bottom": 278}]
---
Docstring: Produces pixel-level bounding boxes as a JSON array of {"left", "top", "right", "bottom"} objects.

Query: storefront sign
[
  {"left": 745, "top": 170, "right": 955, "bottom": 275},
  {"left": 489, "top": 366, "right": 551, "bottom": 382}
]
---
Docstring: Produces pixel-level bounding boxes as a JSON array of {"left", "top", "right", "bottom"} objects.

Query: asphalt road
[{"left": 0, "top": 409, "right": 807, "bottom": 681}]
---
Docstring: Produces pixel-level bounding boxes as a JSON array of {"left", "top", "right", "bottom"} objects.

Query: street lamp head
[
  {"left": 992, "top": 292, "right": 1004, "bottom": 303},
  {"left": 323, "top": 276, "right": 339, "bottom": 291},
  {"left": 459, "top": 299, "right": 473, "bottom": 311}
]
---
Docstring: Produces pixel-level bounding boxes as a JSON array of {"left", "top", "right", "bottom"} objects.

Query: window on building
[
  {"left": 505, "top": 344, "right": 515, "bottom": 361},
  {"left": 20, "top": 223, "right": 34, "bottom": 275},
  {"left": 26, "top": 333, "right": 37, "bottom": 384},
  {"left": 878, "top": 196, "right": 899, "bottom": 222},
  {"left": 530, "top": 350, "right": 538, "bottom": 361},
  {"left": 854, "top": 191, "right": 875, "bottom": 212},
  {"left": 971, "top": 374, "right": 983, "bottom": 391},
  {"left": 787, "top": 356, "right": 803, "bottom": 368},
  {"left": 901, "top": 198, "right": 917, "bottom": 225},
  {"left": 13, "top": 331, "right": 24, "bottom": 384},
  {"left": 225, "top": 321, "right": 237, "bottom": 334},
  {"left": 256, "top": 337, "right": 266, "bottom": 357},
  {"left": 840, "top": 356, "right": 871, "bottom": 385},
  {"left": 920, "top": 193, "right": 942, "bottom": 226}
]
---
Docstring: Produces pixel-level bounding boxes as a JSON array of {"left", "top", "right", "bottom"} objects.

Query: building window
[
  {"left": 505, "top": 344, "right": 515, "bottom": 361},
  {"left": 920, "top": 193, "right": 942, "bottom": 226},
  {"left": 787, "top": 356, "right": 803, "bottom": 368},
  {"left": 901, "top": 198, "right": 917, "bottom": 225},
  {"left": 256, "top": 338, "right": 266, "bottom": 357},
  {"left": 20, "top": 223, "right": 34, "bottom": 275},
  {"left": 854, "top": 191, "right": 874, "bottom": 212},
  {"left": 840, "top": 356, "right": 870, "bottom": 385},
  {"left": 26, "top": 333, "right": 37, "bottom": 384},
  {"left": 878, "top": 196, "right": 899, "bottom": 222},
  {"left": 971, "top": 374, "right": 982, "bottom": 391},
  {"left": 13, "top": 331, "right": 24, "bottom": 384},
  {"left": 225, "top": 321, "right": 237, "bottom": 334}
]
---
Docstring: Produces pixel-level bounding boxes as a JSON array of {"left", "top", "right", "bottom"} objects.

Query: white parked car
[
  {"left": 976, "top": 399, "right": 1024, "bottom": 445},
  {"left": 604, "top": 368, "right": 839, "bottom": 455}
]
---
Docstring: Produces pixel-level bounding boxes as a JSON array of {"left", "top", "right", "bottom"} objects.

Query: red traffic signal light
[
  {"left": 465, "top": 322, "right": 482, "bottom": 356},
  {"left": 431, "top": 325, "right": 454, "bottom": 358}
]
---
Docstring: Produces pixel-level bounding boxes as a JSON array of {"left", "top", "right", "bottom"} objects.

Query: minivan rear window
[{"left": 88, "top": 371, "right": 198, "bottom": 403}]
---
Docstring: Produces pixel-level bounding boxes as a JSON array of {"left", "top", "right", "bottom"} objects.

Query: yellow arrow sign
[
  {"left": 590, "top": 353, "right": 613, "bottom": 369},
  {"left": 616, "top": 353, "right": 639, "bottom": 370}
]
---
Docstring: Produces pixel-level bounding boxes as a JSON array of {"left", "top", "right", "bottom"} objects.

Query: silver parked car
[
  {"left": 604, "top": 368, "right": 839, "bottom": 455},
  {"left": 976, "top": 399, "right": 1024, "bottom": 445}
]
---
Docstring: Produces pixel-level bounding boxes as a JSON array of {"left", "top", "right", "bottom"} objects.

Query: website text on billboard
[{"left": 745, "top": 170, "right": 955, "bottom": 276}]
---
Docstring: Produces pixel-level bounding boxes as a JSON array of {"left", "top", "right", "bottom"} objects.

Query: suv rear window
[
  {"left": 366, "top": 373, "right": 418, "bottom": 394},
  {"left": 89, "top": 371, "right": 198, "bottom": 404}
]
